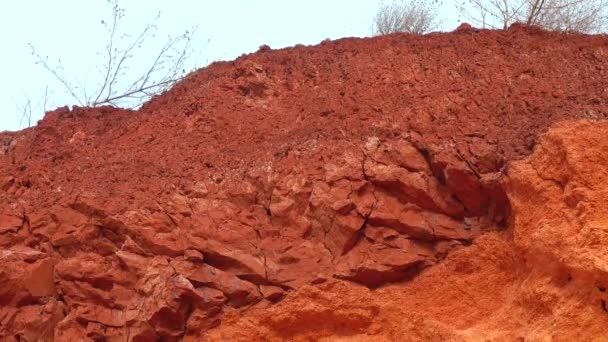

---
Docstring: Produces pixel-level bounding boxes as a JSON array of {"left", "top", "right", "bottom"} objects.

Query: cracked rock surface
[
  {"left": 189, "top": 120, "right": 608, "bottom": 341},
  {"left": 2, "top": 25, "right": 608, "bottom": 340}
]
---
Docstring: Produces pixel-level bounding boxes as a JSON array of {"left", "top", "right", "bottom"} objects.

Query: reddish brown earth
[{"left": 1, "top": 24, "right": 608, "bottom": 340}]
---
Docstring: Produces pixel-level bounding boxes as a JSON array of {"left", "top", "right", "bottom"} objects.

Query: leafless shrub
[
  {"left": 457, "top": 0, "right": 608, "bottom": 33},
  {"left": 12, "top": 86, "right": 50, "bottom": 129},
  {"left": 373, "top": 0, "right": 443, "bottom": 35},
  {"left": 456, "top": 0, "right": 526, "bottom": 29},
  {"left": 29, "top": 0, "right": 199, "bottom": 109}
]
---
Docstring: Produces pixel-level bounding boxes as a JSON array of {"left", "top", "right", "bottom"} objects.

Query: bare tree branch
[
  {"left": 13, "top": 86, "right": 52, "bottom": 129},
  {"left": 457, "top": 0, "right": 608, "bottom": 33},
  {"left": 27, "top": 0, "right": 201, "bottom": 115}
]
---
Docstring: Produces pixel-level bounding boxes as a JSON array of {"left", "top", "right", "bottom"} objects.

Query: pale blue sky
[{"left": 0, "top": 1, "right": 460, "bottom": 132}]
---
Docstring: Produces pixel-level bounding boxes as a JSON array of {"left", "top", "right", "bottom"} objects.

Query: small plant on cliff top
[
  {"left": 27, "top": 0, "right": 199, "bottom": 111},
  {"left": 372, "top": 0, "right": 443, "bottom": 35}
]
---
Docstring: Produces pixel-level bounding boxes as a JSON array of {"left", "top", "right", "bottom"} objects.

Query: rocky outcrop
[
  {"left": 1, "top": 134, "right": 499, "bottom": 340},
  {"left": 194, "top": 120, "right": 608, "bottom": 341}
]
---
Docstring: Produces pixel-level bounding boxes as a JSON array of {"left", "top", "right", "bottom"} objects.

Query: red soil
[{"left": 1, "top": 24, "right": 608, "bottom": 340}]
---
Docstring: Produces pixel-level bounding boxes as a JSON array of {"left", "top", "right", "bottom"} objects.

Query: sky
[{"left": 0, "top": 1, "right": 461, "bottom": 132}]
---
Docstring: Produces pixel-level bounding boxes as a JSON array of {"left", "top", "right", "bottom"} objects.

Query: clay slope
[{"left": 1, "top": 24, "right": 608, "bottom": 340}]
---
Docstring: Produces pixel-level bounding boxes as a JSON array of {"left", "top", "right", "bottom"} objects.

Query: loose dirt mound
[{"left": 1, "top": 25, "right": 608, "bottom": 340}]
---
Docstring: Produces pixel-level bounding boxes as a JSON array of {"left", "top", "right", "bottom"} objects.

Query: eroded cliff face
[
  {"left": 201, "top": 120, "right": 608, "bottom": 341},
  {"left": 0, "top": 115, "right": 506, "bottom": 341},
  {"left": 1, "top": 24, "right": 608, "bottom": 341}
]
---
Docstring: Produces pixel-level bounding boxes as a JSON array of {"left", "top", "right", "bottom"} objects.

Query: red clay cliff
[{"left": 1, "top": 25, "right": 608, "bottom": 340}]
